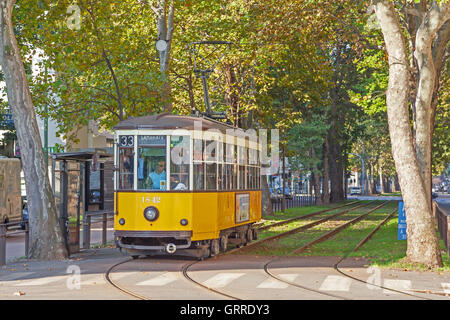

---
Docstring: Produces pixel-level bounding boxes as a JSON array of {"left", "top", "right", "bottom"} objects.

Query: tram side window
[
  {"left": 238, "top": 146, "right": 246, "bottom": 189},
  {"left": 193, "top": 163, "right": 204, "bottom": 190},
  {"left": 205, "top": 140, "right": 217, "bottom": 190},
  {"left": 193, "top": 139, "right": 204, "bottom": 190},
  {"left": 119, "top": 148, "right": 134, "bottom": 190},
  {"left": 170, "top": 136, "right": 189, "bottom": 190},
  {"left": 257, "top": 167, "right": 261, "bottom": 189},
  {"left": 223, "top": 143, "right": 237, "bottom": 190},
  {"left": 137, "top": 136, "right": 167, "bottom": 190},
  {"left": 248, "top": 166, "right": 254, "bottom": 189},
  {"left": 206, "top": 163, "right": 217, "bottom": 190},
  {"left": 218, "top": 142, "right": 224, "bottom": 190}
]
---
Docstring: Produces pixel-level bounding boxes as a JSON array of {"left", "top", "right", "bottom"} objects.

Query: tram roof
[{"left": 114, "top": 113, "right": 243, "bottom": 133}]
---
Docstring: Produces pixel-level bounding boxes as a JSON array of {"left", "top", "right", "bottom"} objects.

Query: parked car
[{"left": 350, "top": 186, "right": 362, "bottom": 195}]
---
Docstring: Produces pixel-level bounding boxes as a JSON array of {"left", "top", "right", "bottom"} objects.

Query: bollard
[
  {"left": 83, "top": 215, "right": 91, "bottom": 249},
  {"left": 25, "top": 221, "right": 29, "bottom": 258},
  {"left": 102, "top": 213, "right": 107, "bottom": 245},
  {"left": 0, "top": 224, "right": 6, "bottom": 266}
]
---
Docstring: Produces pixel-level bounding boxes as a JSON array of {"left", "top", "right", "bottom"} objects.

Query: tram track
[
  {"left": 254, "top": 200, "right": 361, "bottom": 231},
  {"left": 257, "top": 201, "right": 389, "bottom": 300},
  {"left": 226, "top": 200, "right": 376, "bottom": 255},
  {"left": 105, "top": 256, "right": 242, "bottom": 300},
  {"left": 104, "top": 257, "right": 151, "bottom": 300},
  {"left": 262, "top": 202, "right": 434, "bottom": 300},
  {"left": 104, "top": 200, "right": 442, "bottom": 300},
  {"left": 332, "top": 207, "right": 433, "bottom": 300}
]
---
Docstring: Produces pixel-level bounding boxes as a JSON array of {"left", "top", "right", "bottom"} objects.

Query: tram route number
[{"left": 142, "top": 196, "right": 161, "bottom": 204}]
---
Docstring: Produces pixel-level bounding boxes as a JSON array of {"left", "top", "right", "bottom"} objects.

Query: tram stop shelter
[{"left": 50, "top": 150, "right": 114, "bottom": 255}]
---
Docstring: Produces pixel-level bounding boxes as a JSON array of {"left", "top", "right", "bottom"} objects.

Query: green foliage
[
  {"left": 14, "top": 0, "right": 165, "bottom": 141},
  {"left": 288, "top": 113, "right": 329, "bottom": 174}
]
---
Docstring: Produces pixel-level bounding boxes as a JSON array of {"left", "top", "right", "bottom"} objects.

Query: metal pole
[
  {"left": 60, "top": 160, "right": 70, "bottom": 255},
  {"left": 24, "top": 221, "right": 29, "bottom": 258},
  {"left": 44, "top": 105, "right": 48, "bottom": 169},
  {"left": 51, "top": 156, "right": 56, "bottom": 196},
  {"left": 102, "top": 213, "right": 107, "bottom": 246},
  {"left": 85, "top": 215, "right": 91, "bottom": 249},
  {"left": 0, "top": 224, "right": 6, "bottom": 266}
]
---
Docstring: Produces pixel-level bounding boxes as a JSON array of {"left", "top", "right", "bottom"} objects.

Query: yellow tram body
[
  {"left": 113, "top": 113, "right": 262, "bottom": 258},
  {"left": 115, "top": 191, "right": 261, "bottom": 241}
]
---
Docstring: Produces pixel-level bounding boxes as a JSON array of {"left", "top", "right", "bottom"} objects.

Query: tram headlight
[
  {"left": 119, "top": 218, "right": 125, "bottom": 225},
  {"left": 180, "top": 219, "right": 188, "bottom": 226},
  {"left": 144, "top": 206, "right": 159, "bottom": 222}
]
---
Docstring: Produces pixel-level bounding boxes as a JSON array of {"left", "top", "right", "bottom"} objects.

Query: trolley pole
[{"left": 200, "top": 72, "right": 212, "bottom": 115}]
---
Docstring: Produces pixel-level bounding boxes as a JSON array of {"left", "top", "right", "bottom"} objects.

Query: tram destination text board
[{"left": 236, "top": 193, "right": 250, "bottom": 223}]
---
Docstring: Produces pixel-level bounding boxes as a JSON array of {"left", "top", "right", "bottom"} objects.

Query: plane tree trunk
[
  {"left": 0, "top": 0, "right": 68, "bottom": 260},
  {"left": 374, "top": 0, "right": 448, "bottom": 267}
]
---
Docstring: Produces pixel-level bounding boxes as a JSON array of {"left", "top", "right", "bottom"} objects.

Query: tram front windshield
[{"left": 138, "top": 135, "right": 167, "bottom": 190}]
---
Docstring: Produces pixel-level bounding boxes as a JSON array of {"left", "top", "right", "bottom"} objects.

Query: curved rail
[
  {"left": 259, "top": 201, "right": 389, "bottom": 300},
  {"left": 332, "top": 207, "right": 433, "bottom": 300},
  {"left": 181, "top": 260, "right": 241, "bottom": 300},
  {"left": 104, "top": 258, "right": 150, "bottom": 300},
  {"left": 105, "top": 257, "right": 242, "bottom": 300}
]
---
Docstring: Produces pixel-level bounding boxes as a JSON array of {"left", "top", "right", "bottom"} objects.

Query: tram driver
[{"left": 149, "top": 159, "right": 166, "bottom": 190}]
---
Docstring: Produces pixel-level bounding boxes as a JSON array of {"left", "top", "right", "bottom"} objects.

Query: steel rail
[
  {"left": 181, "top": 260, "right": 242, "bottom": 300},
  {"left": 104, "top": 258, "right": 150, "bottom": 300},
  {"left": 332, "top": 207, "right": 434, "bottom": 300},
  {"left": 290, "top": 201, "right": 389, "bottom": 255},
  {"left": 256, "top": 201, "right": 361, "bottom": 231},
  {"left": 259, "top": 202, "right": 389, "bottom": 300},
  {"left": 226, "top": 201, "right": 376, "bottom": 255},
  {"left": 105, "top": 257, "right": 242, "bottom": 300}
]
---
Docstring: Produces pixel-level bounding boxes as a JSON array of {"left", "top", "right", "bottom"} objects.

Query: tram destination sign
[{"left": 138, "top": 135, "right": 166, "bottom": 146}]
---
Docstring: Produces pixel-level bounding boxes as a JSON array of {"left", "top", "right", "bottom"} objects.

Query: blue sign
[
  {"left": 398, "top": 201, "right": 407, "bottom": 240},
  {"left": 0, "top": 113, "right": 14, "bottom": 129}
]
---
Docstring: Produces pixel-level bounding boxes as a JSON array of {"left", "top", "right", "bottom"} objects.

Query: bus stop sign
[{"left": 398, "top": 201, "right": 407, "bottom": 240}]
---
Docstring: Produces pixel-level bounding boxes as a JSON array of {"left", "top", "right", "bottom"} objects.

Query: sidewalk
[{"left": 0, "top": 248, "right": 448, "bottom": 300}]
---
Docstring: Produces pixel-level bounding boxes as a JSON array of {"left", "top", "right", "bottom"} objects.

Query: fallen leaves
[{"left": 13, "top": 290, "right": 25, "bottom": 296}]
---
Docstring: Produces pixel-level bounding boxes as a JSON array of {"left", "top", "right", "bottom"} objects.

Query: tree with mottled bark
[
  {"left": 0, "top": 0, "right": 68, "bottom": 260},
  {"left": 373, "top": 0, "right": 449, "bottom": 267}
]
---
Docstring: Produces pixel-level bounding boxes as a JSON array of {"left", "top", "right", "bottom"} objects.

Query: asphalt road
[{"left": 348, "top": 193, "right": 450, "bottom": 214}]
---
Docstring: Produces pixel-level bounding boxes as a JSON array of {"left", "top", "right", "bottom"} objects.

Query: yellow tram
[{"left": 113, "top": 113, "right": 262, "bottom": 259}]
